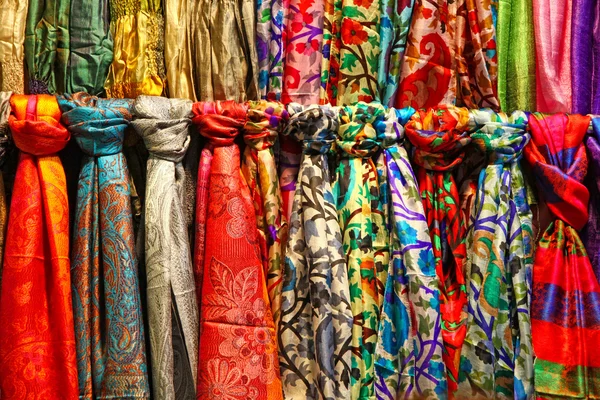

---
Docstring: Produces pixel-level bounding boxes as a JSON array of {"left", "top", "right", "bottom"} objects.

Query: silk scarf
[
  {"left": 58, "top": 93, "right": 150, "bottom": 399},
  {"left": 0, "top": 94, "right": 78, "bottom": 399},
  {"left": 0, "top": 92, "right": 10, "bottom": 281},
  {"left": 104, "top": 0, "right": 165, "bottom": 98},
  {"left": 192, "top": 101, "right": 283, "bottom": 399},
  {"left": 164, "top": 0, "right": 196, "bottom": 100},
  {"left": 132, "top": 96, "right": 199, "bottom": 399},
  {"left": 571, "top": 0, "right": 600, "bottom": 114},
  {"left": 458, "top": 110, "right": 534, "bottom": 399},
  {"left": 526, "top": 113, "right": 600, "bottom": 399},
  {"left": 584, "top": 118, "right": 600, "bottom": 283},
  {"left": 374, "top": 107, "right": 447, "bottom": 400},
  {"left": 278, "top": 103, "right": 353, "bottom": 400},
  {"left": 257, "top": 0, "right": 284, "bottom": 100},
  {"left": 279, "top": 135, "right": 302, "bottom": 221},
  {"left": 404, "top": 106, "right": 472, "bottom": 398},
  {"left": 496, "top": 0, "right": 536, "bottom": 112},
  {"left": 0, "top": 0, "right": 28, "bottom": 92}
]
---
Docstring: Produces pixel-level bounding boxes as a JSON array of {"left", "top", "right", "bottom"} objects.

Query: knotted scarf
[
  {"left": 257, "top": 0, "right": 284, "bottom": 100},
  {"left": 58, "top": 92, "right": 150, "bottom": 399},
  {"left": 374, "top": 107, "right": 447, "bottom": 400},
  {"left": 458, "top": 110, "right": 534, "bottom": 399},
  {"left": 192, "top": 101, "right": 283, "bottom": 399},
  {"left": 278, "top": 104, "right": 353, "bottom": 400},
  {"left": 525, "top": 113, "right": 600, "bottom": 399},
  {"left": 571, "top": 0, "right": 600, "bottom": 114},
  {"left": 0, "top": 94, "right": 77, "bottom": 399},
  {"left": 164, "top": 0, "right": 196, "bottom": 100},
  {"left": 332, "top": 102, "right": 389, "bottom": 399},
  {"left": 584, "top": 118, "right": 600, "bottom": 283},
  {"left": 404, "top": 106, "right": 473, "bottom": 398},
  {"left": 132, "top": 96, "right": 199, "bottom": 399},
  {"left": 0, "top": 92, "right": 10, "bottom": 280},
  {"left": 0, "top": 0, "right": 28, "bottom": 92},
  {"left": 242, "top": 100, "right": 288, "bottom": 326}
]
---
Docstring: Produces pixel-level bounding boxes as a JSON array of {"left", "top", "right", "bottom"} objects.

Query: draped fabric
[
  {"left": 58, "top": 93, "right": 150, "bottom": 399},
  {"left": 0, "top": 0, "right": 28, "bottom": 92},
  {"left": 257, "top": 0, "right": 284, "bottom": 100},
  {"left": 496, "top": 0, "right": 536, "bottom": 112},
  {"left": 458, "top": 110, "right": 534, "bottom": 399},
  {"left": 0, "top": 92, "right": 10, "bottom": 280},
  {"left": 584, "top": 118, "right": 600, "bottom": 283},
  {"left": 132, "top": 96, "right": 199, "bottom": 400},
  {"left": 0, "top": 94, "right": 78, "bottom": 399},
  {"left": 532, "top": 1, "right": 572, "bottom": 113},
  {"left": 282, "top": 0, "right": 323, "bottom": 105},
  {"left": 320, "top": 0, "right": 340, "bottom": 104},
  {"left": 104, "top": 0, "right": 165, "bottom": 98},
  {"left": 278, "top": 104, "right": 353, "bottom": 400},
  {"left": 525, "top": 113, "right": 600, "bottom": 399},
  {"left": 164, "top": 0, "right": 196, "bottom": 100},
  {"left": 571, "top": 0, "right": 600, "bottom": 114},
  {"left": 374, "top": 107, "right": 447, "bottom": 400},
  {"left": 241, "top": 100, "right": 288, "bottom": 325},
  {"left": 404, "top": 106, "right": 472, "bottom": 397},
  {"left": 279, "top": 135, "right": 302, "bottom": 221},
  {"left": 190, "top": 0, "right": 259, "bottom": 102},
  {"left": 332, "top": 103, "right": 389, "bottom": 399},
  {"left": 192, "top": 101, "right": 283, "bottom": 400}
]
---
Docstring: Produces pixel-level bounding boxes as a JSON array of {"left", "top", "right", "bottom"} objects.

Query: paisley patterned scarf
[
  {"left": 374, "top": 107, "right": 447, "bottom": 400},
  {"left": 0, "top": 94, "right": 78, "bottom": 399},
  {"left": 458, "top": 109, "right": 534, "bottom": 399},
  {"left": 59, "top": 93, "right": 150, "bottom": 399},
  {"left": 0, "top": 0, "right": 28, "bottom": 92},
  {"left": 404, "top": 106, "right": 472, "bottom": 398},
  {"left": 278, "top": 103, "right": 353, "bottom": 400},
  {"left": 526, "top": 113, "right": 600, "bottom": 399},
  {"left": 257, "top": 0, "right": 284, "bottom": 100}
]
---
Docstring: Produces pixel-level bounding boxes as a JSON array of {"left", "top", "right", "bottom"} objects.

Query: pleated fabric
[
  {"left": 458, "top": 110, "right": 534, "bottom": 399},
  {"left": 132, "top": 96, "right": 199, "bottom": 400},
  {"left": 190, "top": 0, "right": 259, "bottom": 102},
  {"left": 192, "top": 101, "right": 283, "bottom": 399},
  {"left": 58, "top": 92, "right": 150, "bottom": 399},
  {"left": 584, "top": 118, "right": 600, "bottom": 282},
  {"left": 257, "top": 0, "right": 284, "bottom": 100},
  {"left": 525, "top": 113, "right": 600, "bottom": 399},
  {"left": 104, "top": 0, "right": 165, "bottom": 98},
  {"left": 404, "top": 106, "right": 473, "bottom": 398},
  {"left": 374, "top": 107, "right": 447, "bottom": 400},
  {"left": 571, "top": 0, "right": 600, "bottom": 114},
  {"left": 164, "top": 0, "right": 196, "bottom": 100},
  {"left": 241, "top": 101, "right": 288, "bottom": 325},
  {"left": 278, "top": 104, "right": 353, "bottom": 400},
  {"left": 0, "top": 94, "right": 78, "bottom": 399},
  {"left": 0, "top": 92, "right": 10, "bottom": 281},
  {"left": 0, "top": 0, "right": 28, "bottom": 92},
  {"left": 532, "top": 1, "right": 572, "bottom": 113},
  {"left": 496, "top": 0, "right": 536, "bottom": 112},
  {"left": 332, "top": 103, "right": 389, "bottom": 399}
]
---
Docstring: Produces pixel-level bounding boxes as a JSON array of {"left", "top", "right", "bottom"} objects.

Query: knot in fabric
[
  {"left": 405, "top": 106, "right": 473, "bottom": 171},
  {"left": 243, "top": 100, "right": 288, "bottom": 151},
  {"left": 132, "top": 96, "right": 192, "bottom": 163},
  {"left": 58, "top": 93, "right": 133, "bottom": 157},
  {"left": 470, "top": 109, "right": 530, "bottom": 165},
  {"left": 9, "top": 94, "right": 70, "bottom": 156},
  {"left": 374, "top": 107, "right": 415, "bottom": 149},
  {"left": 336, "top": 102, "right": 383, "bottom": 157},
  {"left": 283, "top": 103, "right": 339, "bottom": 155},
  {"left": 192, "top": 101, "right": 247, "bottom": 147}
]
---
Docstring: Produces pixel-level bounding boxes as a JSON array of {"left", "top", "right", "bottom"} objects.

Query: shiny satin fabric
[
  {"left": 0, "top": 94, "right": 78, "bottom": 399},
  {"left": 192, "top": 101, "right": 283, "bottom": 400},
  {"left": 58, "top": 93, "right": 150, "bottom": 399},
  {"left": 0, "top": 92, "right": 10, "bottom": 283},
  {"left": 104, "top": 0, "right": 165, "bottom": 98},
  {"left": 0, "top": 0, "right": 28, "bottom": 92},
  {"left": 164, "top": 0, "right": 196, "bottom": 100},
  {"left": 571, "top": 0, "right": 600, "bottom": 114},
  {"left": 497, "top": 0, "right": 536, "bottom": 112},
  {"left": 532, "top": 0, "right": 572, "bottom": 113},
  {"left": 278, "top": 104, "right": 353, "bottom": 400},
  {"left": 257, "top": 0, "right": 284, "bottom": 100},
  {"left": 132, "top": 96, "right": 199, "bottom": 400},
  {"left": 190, "top": 0, "right": 259, "bottom": 102}
]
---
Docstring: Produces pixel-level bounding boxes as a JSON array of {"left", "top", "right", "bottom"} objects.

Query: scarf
[
  {"left": 496, "top": 0, "right": 536, "bottom": 112},
  {"left": 192, "top": 101, "right": 283, "bottom": 399},
  {"left": 374, "top": 107, "right": 447, "bottom": 400},
  {"left": 458, "top": 109, "right": 534, "bottom": 399},
  {"left": 320, "top": 0, "right": 340, "bottom": 104},
  {"left": 526, "top": 113, "right": 600, "bottom": 399},
  {"left": 584, "top": 118, "right": 600, "bottom": 283},
  {"left": 0, "top": 94, "right": 77, "bottom": 398},
  {"left": 132, "top": 96, "right": 199, "bottom": 399},
  {"left": 257, "top": 0, "right": 284, "bottom": 100},
  {"left": 0, "top": 92, "right": 10, "bottom": 281},
  {"left": 279, "top": 135, "right": 302, "bottom": 221},
  {"left": 58, "top": 93, "right": 150, "bottom": 399},
  {"left": 104, "top": 0, "right": 165, "bottom": 98},
  {"left": 0, "top": 0, "right": 28, "bottom": 92},
  {"left": 571, "top": 0, "right": 600, "bottom": 114},
  {"left": 278, "top": 103, "right": 353, "bottom": 400},
  {"left": 404, "top": 106, "right": 472, "bottom": 398},
  {"left": 164, "top": 0, "right": 196, "bottom": 100}
]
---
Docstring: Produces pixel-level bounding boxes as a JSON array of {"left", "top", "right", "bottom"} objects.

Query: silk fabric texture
[
  {"left": 132, "top": 96, "right": 199, "bottom": 399},
  {"left": 278, "top": 103, "right": 353, "bottom": 400},
  {"left": 164, "top": 0, "right": 196, "bottom": 100},
  {"left": 458, "top": 110, "right": 534, "bottom": 399},
  {"left": 525, "top": 113, "right": 600, "bottom": 399},
  {"left": 58, "top": 93, "right": 150, "bottom": 399},
  {"left": 192, "top": 101, "right": 283, "bottom": 399},
  {"left": 0, "top": 94, "right": 78, "bottom": 399},
  {"left": 0, "top": 0, "right": 28, "bottom": 92},
  {"left": 571, "top": 0, "right": 600, "bottom": 114}
]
